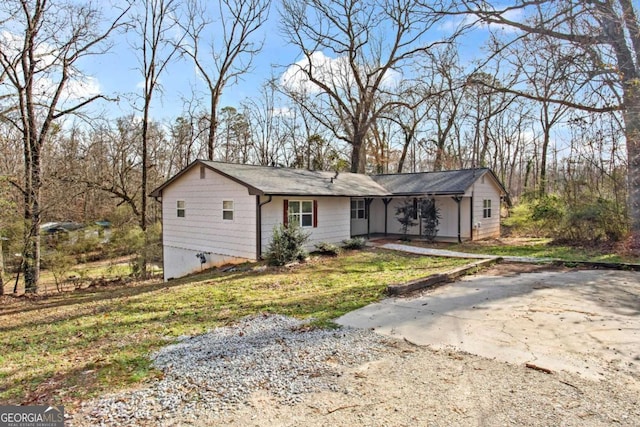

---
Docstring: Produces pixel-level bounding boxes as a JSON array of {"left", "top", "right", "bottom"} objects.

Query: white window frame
[
  {"left": 483, "top": 199, "right": 492, "bottom": 218},
  {"left": 351, "top": 198, "right": 367, "bottom": 219},
  {"left": 223, "top": 200, "right": 234, "bottom": 221},
  {"left": 177, "top": 200, "right": 186, "bottom": 218},
  {"left": 288, "top": 200, "right": 314, "bottom": 228}
]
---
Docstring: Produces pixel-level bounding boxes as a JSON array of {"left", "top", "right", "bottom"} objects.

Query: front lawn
[{"left": 0, "top": 249, "right": 470, "bottom": 408}]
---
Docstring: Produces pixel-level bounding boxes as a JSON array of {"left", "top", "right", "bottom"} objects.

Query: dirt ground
[
  {"left": 71, "top": 263, "right": 640, "bottom": 426},
  {"left": 206, "top": 344, "right": 639, "bottom": 427},
  {"left": 219, "top": 264, "right": 639, "bottom": 427}
]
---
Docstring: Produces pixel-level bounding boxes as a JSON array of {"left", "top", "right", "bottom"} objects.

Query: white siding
[
  {"left": 260, "top": 196, "right": 351, "bottom": 254},
  {"left": 162, "top": 167, "right": 257, "bottom": 280},
  {"left": 467, "top": 174, "right": 502, "bottom": 240},
  {"left": 369, "top": 198, "right": 387, "bottom": 234},
  {"left": 365, "top": 196, "right": 471, "bottom": 240}
]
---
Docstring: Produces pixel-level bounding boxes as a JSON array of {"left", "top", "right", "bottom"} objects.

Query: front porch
[{"left": 350, "top": 196, "right": 475, "bottom": 243}]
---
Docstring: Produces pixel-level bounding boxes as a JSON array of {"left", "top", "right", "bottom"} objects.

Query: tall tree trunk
[
  {"left": 140, "top": 105, "right": 149, "bottom": 278},
  {"left": 624, "top": 88, "right": 640, "bottom": 246},
  {"left": 207, "top": 88, "right": 222, "bottom": 160},
  {"left": 539, "top": 127, "right": 551, "bottom": 197},
  {"left": 350, "top": 131, "right": 367, "bottom": 173},
  {"left": 397, "top": 134, "right": 410, "bottom": 173},
  {"left": 23, "top": 139, "right": 41, "bottom": 293},
  {"left": 0, "top": 234, "right": 5, "bottom": 295}
]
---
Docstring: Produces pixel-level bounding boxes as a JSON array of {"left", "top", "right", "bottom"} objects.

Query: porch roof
[{"left": 372, "top": 168, "right": 499, "bottom": 196}]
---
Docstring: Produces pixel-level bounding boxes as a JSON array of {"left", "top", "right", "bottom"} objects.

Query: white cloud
[
  {"left": 280, "top": 51, "right": 401, "bottom": 95},
  {"left": 65, "top": 76, "right": 101, "bottom": 99},
  {"left": 280, "top": 51, "right": 343, "bottom": 94},
  {"left": 272, "top": 107, "right": 293, "bottom": 117},
  {"left": 439, "top": 8, "right": 524, "bottom": 35},
  {"left": 0, "top": 30, "right": 103, "bottom": 104}
]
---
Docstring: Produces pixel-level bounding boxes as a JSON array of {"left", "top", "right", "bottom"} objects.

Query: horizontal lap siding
[
  {"left": 368, "top": 197, "right": 471, "bottom": 239},
  {"left": 260, "top": 196, "right": 351, "bottom": 255},
  {"left": 162, "top": 167, "right": 256, "bottom": 260},
  {"left": 368, "top": 199, "right": 386, "bottom": 234},
  {"left": 468, "top": 175, "right": 501, "bottom": 239},
  {"left": 383, "top": 198, "right": 421, "bottom": 235}
]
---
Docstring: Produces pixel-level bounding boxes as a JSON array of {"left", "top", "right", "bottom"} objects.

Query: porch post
[
  {"left": 382, "top": 198, "right": 392, "bottom": 236},
  {"left": 365, "top": 198, "right": 373, "bottom": 238},
  {"left": 470, "top": 192, "right": 474, "bottom": 241},
  {"left": 452, "top": 196, "right": 463, "bottom": 243}
]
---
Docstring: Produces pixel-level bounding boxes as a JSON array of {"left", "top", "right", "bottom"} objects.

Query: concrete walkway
[{"left": 378, "top": 242, "right": 554, "bottom": 263}]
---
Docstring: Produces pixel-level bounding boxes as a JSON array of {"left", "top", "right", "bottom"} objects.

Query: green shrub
[
  {"left": 314, "top": 242, "right": 341, "bottom": 256},
  {"left": 395, "top": 198, "right": 417, "bottom": 240},
  {"left": 504, "top": 195, "right": 564, "bottom": 237},
  {"left": 342, "top": 237, "right": 367, "bottom": 250},
  {"left": 420, "top": 199, "right": 441, "bottom": 242},
  {"left": 42, "top": 250, "right": 74, "bottom": 292},
  {"left": 531, "top": 195, "right": 564, "bottom": 233},
  {"left": 560, "top": 198, "right": 627, "bottom": 243},
  {"left": 506, "top": 194, "right": 628, "bottom": 244},
  {"left": 68, "top": 229, "right": 103, "bottom": 262},
  {"left": 265, "top": 223, "right": 310, "bottom": 266},
  {"left": 108, "top": 225, "right": 145, "bottom": 257}
]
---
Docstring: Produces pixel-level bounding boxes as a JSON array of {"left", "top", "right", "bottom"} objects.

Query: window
[
  {"left": 351, "top": 199, "right": 367, "bottom": 219},
  {"left": 223, "top": 200, "right": 234, "bottom": 220},
  {"left": 288, "top": 200, "right": 314, "bottom": 227},
  {"left": 200, "top": 166, "right": 206, "bottom": 179},
  {"left": 483, "top": 199, "right": 492, "bottom": 218},
  {"left": 177, "top": 200, "right": 185, "bottom": 218}
]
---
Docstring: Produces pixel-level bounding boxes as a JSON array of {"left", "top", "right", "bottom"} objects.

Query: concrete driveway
[{"left": 337, "top": 268, "right": 640, "bottom": 381}]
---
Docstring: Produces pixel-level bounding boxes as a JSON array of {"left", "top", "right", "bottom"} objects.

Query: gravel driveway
[{"left": 71, "top": 266, "right": 640, "bottom": 426}]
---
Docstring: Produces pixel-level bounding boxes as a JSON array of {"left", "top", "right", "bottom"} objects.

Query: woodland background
[{"left": 0, "top": 0, "right": 637, "bottom": 292}]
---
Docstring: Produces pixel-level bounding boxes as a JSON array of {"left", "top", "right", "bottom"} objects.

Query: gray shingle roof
[
  {"left": 206, "top": 161, "right": 391, "bottom": 196},
  {"left": 150, "top": 161, "right": 505, "bottom": 198},
  {"left": 372, "top": 169, "right": 500, "bottom": 195},
  {"left": 150, "top": 160, "right": 390, "bottom": 197}
]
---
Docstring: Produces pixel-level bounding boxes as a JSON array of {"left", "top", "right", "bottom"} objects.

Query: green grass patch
[
  {"left": 0, "top": 249, "right": 469, "bottom": 407},
  {"left": 408, "top": 238, "right": 639, "bottom": 264}
]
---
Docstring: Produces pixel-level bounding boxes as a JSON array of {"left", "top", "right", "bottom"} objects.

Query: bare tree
[
  {"left": 0, "top": 0, "right": 128, "bottom": 291},
  {"left": 180, "top": 0, "right": 271, "bottom": 160},
  {"left": 464, "top": 70, "right": 517, "bottom": 169},
  {"left": 279, "top": 0, "right": 463, "bottom": 173},
  {"left": 491, "top": 32, "right": 584, "bottom": 196},
  {"left": 462, "top": 0, "right": 640, "bottom": 248},
  {"left": 242, "top": 81, "right": 290, "bottom": 166},
  {"left": 379, "top": 80, "right": 431, "bottom": 173},
  {"left": 423, "top": 49, "right": 467, "bottom": 172},
  {"left": 131, "top": 0, "right": 184, "bottom": 276}
]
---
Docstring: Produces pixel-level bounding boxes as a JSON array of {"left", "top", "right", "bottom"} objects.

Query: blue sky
[
  {"left": 76, "top": 2, "right": 503, "bottom": 124},
  {"left": 80, "top": 3, "right": 299, "bottom": 122}
]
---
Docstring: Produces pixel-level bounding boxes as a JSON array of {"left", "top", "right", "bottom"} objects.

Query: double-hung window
[
  {"left": 223, "top": 200, "right": 234, "bottom": 220},
  {"left": 177, "top": 200, "right": 186, "bottom": 217},
  {"left": 288, "top": 200, "right": 314, "bottom": 227},
  {"left": 351, "top": 199, "right": 367, "bottom": 219},
  {"left": 483, "top": 199, "right": 492, "bottom": 218}
]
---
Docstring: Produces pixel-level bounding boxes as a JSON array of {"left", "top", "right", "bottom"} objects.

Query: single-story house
[{"left": 150, "top": 160, "right": 507, "bottom": 280}]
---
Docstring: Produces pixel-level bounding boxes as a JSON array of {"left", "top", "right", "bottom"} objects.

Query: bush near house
[
  {"left": 395, "top": 198, "right": 417, "bottom": 241},
  {"left": 265, "top": 223, "right": 310, "bottom": 266},
  {"left": 342, "top": 237, "right": 367, "bottom": 250},
  {"left": 314, "top": 242, "right": 341, "bottom": 256}
]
